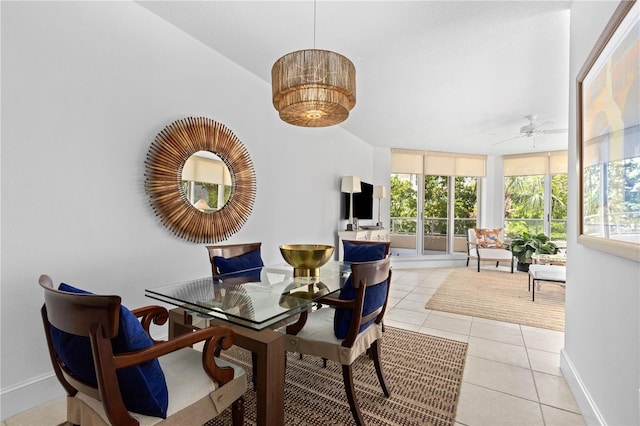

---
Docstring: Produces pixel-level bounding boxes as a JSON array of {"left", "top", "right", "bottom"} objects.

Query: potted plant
[{"left": 510, "top": 231, "right": 558, "bottom": 272}]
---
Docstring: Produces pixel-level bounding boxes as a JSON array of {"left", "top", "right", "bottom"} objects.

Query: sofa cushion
[
  {"left": 214, "top": 248, "right": 264, "bottom": 275},
  {"left": 333, "top": 276, "right": 388, "bottom": 339},
  {"left": 474, "top": 228, "right": 505, "bottom": 249},
  {"left": 50, "top": 283, "right": 169, "bottom": 418},
  {"left": 343, "top": 241, "right": 387, "bottom": 262}
]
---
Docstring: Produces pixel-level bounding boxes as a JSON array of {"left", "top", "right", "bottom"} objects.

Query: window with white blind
[
  {"left": 391, "top": 149, "right": 486, "bottom": 256},
  {"left": 503, "top": 150, "right": 568, "bottom": 241}
]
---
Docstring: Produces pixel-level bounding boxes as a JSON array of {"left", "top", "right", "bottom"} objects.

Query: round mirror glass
[{"left": 181, "top": 151, "right": 232, "bottom": 213}]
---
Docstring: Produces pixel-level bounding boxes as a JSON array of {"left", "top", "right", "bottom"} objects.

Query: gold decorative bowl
[{"left": 279, "top": 244, "right": 334, "bottom": 277}]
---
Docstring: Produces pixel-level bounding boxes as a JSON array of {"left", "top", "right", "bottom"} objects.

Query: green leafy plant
[{"left": 510, "top": 231, "right": 558, "bottom": 264}]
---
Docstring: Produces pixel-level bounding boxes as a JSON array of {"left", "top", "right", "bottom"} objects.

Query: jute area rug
[
  {"left": 426, "top": 267, "right": 565, "bottom": 331},
  {"left": 206, "top": 326, "right": 467, "bottom": 425}
]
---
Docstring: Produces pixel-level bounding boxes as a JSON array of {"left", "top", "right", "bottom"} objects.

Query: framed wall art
[{"left": 577, "top": 0, "right": 640, "bottom": 262}]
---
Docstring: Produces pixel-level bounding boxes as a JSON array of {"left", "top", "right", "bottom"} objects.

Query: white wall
[
  {"left": 482, "top": 155, "right": 504, "bottom": 229},
  {"left": 563, "top": 2, "right": 640, "bottom": 425},
  {"left": 0, "top": 1, "right": 373, "bottom": 418}
]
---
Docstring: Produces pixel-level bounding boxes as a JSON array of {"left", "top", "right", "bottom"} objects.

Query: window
[
  {"left": 391, "top": 149, "right": 485, "bottom": 256},
  {"left": 503, "top": 151, "right": 568, "bottom": 242}
]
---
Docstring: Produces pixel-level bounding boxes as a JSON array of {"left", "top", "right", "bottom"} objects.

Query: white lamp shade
[
  {"left": 373, "top": 185, "right": 387, "bottom": 199},
  {"left": 193, "top": 199, "right": 211, "bottom": 210},
  {"left": 341, "top": 176, "right": 361, "bottom": 193}
]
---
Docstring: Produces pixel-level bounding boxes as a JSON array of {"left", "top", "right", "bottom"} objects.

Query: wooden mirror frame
[{"left": 145, "top": 117, "right": 256, "bottom": 243}]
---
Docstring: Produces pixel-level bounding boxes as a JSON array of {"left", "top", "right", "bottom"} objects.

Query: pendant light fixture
[{"left": 271, "top": 1, "right": 356, "bottom": 127}]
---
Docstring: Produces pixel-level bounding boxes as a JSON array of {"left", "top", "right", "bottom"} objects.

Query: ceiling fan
[{"left": 492, "top": 115, "right": 568, "bottom": 146}]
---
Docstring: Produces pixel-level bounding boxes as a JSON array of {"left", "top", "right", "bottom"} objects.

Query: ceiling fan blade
[
  {"left": 532, "top": 120, "right": 552, "bottom": 129},
  {"left": 540, "top": 128, "right": 568, "bottom": 134},
  {"left": 492, "top": 135, "right": 525, "bottom": 145}
]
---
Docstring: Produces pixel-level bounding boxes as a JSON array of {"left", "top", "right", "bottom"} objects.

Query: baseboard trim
[
  {"left": 0, "top": 372, "right": 64, "bottom": 420},
  {"left": 560, "top": 348, "right": 606, "bottom": 426},
  {"left": 390, "top": 256, "right": 467, "bottom": 269}
]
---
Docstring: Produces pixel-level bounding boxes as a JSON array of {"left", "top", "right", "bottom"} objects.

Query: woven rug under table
[
  {"left": 205, "top": 326, "right": 467, "bottom": 425},
  {"left": 426, "top": 267, "right": 565, "bottom": 331}
]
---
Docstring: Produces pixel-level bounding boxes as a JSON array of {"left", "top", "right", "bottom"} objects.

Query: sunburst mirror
[{"left": 145, "top": 117, "right": 256, "bottom": 243}]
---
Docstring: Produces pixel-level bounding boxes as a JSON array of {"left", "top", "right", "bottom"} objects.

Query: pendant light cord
[{"left": 313, "top": 0, "right": 317, "bottom": 49}]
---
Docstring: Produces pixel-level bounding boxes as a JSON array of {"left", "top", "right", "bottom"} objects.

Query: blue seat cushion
[
  {"left": 343, "top": 241, "right": 387, "bottom": 262},
  {"left": 214, "top": 247, "right": 264, "bottom": 276},
  {"left": 333, "top": 276, "right": 388, "bottom": 339},
  {"left": 50, "top": 283, "right": 168, "bottom": 418}
]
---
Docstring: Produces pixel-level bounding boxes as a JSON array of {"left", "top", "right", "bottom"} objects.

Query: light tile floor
[
  {"left": 385, "top": 267, "right": 585, "bottom": 426},
  {"left": 2, "top": 266, "right": 584, "bottom": 426}
]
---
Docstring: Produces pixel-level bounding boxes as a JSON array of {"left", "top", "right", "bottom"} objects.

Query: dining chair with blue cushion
[
  {"left": 284, "top": 257, "right": 392, "bottom": 426},
  {"left": 342, "top": 240, "right": 390, "bottom": 262},
  {"left": 39, "top": 275, "right": 246, "bottom": 426},
  {"left": 206, "top": 242, "right": 264, "bottom": 387},
  {"left": 339, "top": 239, "right": 391, "bottom": 333},
  {"left": 206, "top": 242, "right": 264, "bottom": 278}
]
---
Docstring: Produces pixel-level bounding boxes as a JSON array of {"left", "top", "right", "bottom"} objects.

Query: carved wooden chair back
[
  {"left": 39, "top": 275, "right": 245, "bottom": 426},
  {"left": 205, "top": 242, "right": 262, "bottom": 277}
]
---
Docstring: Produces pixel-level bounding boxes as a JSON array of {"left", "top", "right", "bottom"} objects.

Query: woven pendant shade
[{"left": 272, "top": 49, "right": 356, "bottom": 127}]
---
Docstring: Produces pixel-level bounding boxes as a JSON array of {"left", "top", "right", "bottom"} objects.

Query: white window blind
[
  {"left": 391, "top": 149, "right": 486, "bottom": 177},
  {"left": 503, "top": 150, "right": 568, "bottom": 176},
  {"left": 391, "top": 151, "right": 424, "bottom": 174},
  {"left": 583, "top": 125, "right": 640, "bottom": 166},
  {"left": 182, "top": 155, "right": 232, "bottom": 185}
]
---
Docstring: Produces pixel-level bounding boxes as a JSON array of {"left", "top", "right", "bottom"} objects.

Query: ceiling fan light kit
[{"left": 493, "top": 114, "right": 568, "bottom": 146}]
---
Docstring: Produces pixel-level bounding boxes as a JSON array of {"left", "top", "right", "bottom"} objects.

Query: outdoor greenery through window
[
  {"left": 503, "top": 151, "right": 569, "bottom": 242},
  {"left": 390, "top": 174, "right": 418, "bottom": 235},
  {"left": 390, "top": 173, "right": 478, "bottom": 254},
  {"left": 390, "top": 149, "right": 486, "bottom": 255},
  {"left": 583, "top": 158, "right": 640, "bottom": 243},
  {"left": 504, "top": 174, "right": 568, "bottom": 240}
]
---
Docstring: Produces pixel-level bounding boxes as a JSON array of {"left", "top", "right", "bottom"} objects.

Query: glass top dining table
[{"left": 145, "top": 261, "right": 351, "bottom": 331}]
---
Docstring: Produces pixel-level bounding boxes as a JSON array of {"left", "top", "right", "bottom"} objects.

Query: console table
[{"left": 337, "top": 228, "right": 390, "bottom": 260}]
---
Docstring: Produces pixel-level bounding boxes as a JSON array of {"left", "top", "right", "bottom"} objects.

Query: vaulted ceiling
[{"left": 140, "top": 1, "right": 572, "bottom": 156}]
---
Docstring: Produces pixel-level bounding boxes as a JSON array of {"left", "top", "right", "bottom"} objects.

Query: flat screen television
[{"left": 342, "top": 181, "right": 373, "bottom": 220}]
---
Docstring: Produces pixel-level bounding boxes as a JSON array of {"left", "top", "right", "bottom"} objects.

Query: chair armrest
[
  {"left": 286, "top": 296, "right": 356, "bottom": 335},
  {"left": 316, "top": 295, "right": 354, "bottom": 309},
  {"left": 109, "top": 325, "right": 236, "bottom": 385},
  {"left": 130, "top": 305, "right": 169, "bottom": 343}
]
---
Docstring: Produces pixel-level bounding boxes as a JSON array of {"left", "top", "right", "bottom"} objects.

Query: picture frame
[{"left": 576, "top": 0, "right": 640, "bottom": 262}]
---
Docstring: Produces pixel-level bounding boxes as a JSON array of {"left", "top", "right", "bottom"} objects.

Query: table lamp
[
  {"left": 373, "top": 185, "right": 387, "bottom": 227},
  {"left": 341, "top": 176, "right": 361, "bottom": 231}
]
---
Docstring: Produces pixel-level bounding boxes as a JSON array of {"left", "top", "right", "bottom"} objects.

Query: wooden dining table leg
[
  {"left": 210, "top": 320, "right": 286, "bottom": 426},
  {"left": 168, "top": 309, "right": 286, "bottom": 426}
]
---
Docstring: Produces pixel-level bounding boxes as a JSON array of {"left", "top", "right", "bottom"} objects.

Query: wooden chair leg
[
  {"left": 231, "top": 396, "right": 244, "bottom": 426},
  {"left": 477, "top": 259, "right": 480, "bottom": 272},
  {"left": 342, "top": 364, "right": 365, "bottom": 426},
  {"left": 323, "top": 358, "right": 328, "bottom": 368},
  {"left": 370, "top": 340, "right": 390, "bottom": 397}
]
